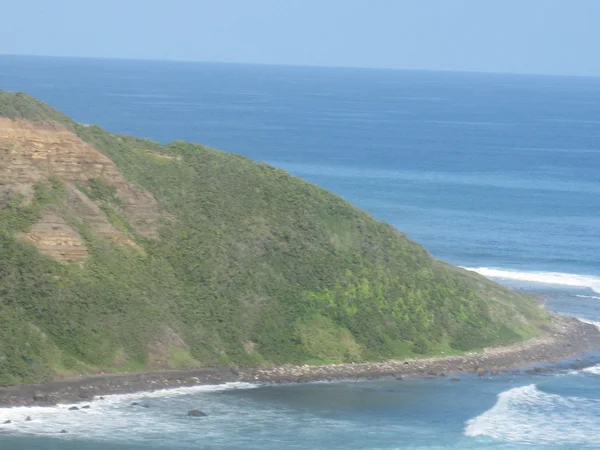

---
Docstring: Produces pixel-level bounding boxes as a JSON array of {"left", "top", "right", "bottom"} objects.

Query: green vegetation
[{"left": 0, "top": 91, "right": 549, "bottom": 384}]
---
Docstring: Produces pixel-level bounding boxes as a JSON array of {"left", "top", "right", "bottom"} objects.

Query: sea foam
[
  {"left": 583, "top": 364, "right": 600, "bottom": 375},
  {"left": 462, "top": 267, "right": 600, "bottom": 294},
  {"left": 465, "top": 384, "right": 600, "bottom": 445},
  {"left": 576, "top": 294, "right": 600, "bottom": 300},
  {"left": 0, "top": 382, "right": 257, "bottom": 444}
]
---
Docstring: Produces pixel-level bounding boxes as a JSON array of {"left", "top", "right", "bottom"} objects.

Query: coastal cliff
[{"left": 0, "top": 91, "right": 551, "bottom": 385}]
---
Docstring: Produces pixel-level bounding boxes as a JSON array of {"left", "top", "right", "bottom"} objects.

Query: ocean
[{"left": 1, "top": 55, "right": 599, "bottom": 449}]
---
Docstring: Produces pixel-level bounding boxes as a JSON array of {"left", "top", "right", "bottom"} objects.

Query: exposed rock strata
[
  {"left": 17, "top": 210, "right": 88, "bottom": 261},
  {"left": 0, "top": 118, "right": 159, "bottom": 260}
]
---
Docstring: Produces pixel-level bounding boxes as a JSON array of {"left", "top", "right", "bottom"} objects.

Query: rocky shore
[{"left": 1, "top": 314, "right": 599, "bottom": 408}]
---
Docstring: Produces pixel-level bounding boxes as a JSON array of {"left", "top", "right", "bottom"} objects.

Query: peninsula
[{"left": 0, "top": 91, "right": 597, "bottom": 395}]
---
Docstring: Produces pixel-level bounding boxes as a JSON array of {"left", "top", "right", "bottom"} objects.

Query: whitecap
[
  {"left": 575, "top": 317, "right": 600, "bottom": 330},
  {"left": 583, "top": 365, "right": 600, "bottom": 375},
  {"left": 462, "top": 267, "right": 600, "bottom": 294},
  {"left": 465, "top": 384, "right": 600, "bottom": 445},
  {"left": 0, "top": 382, "right": 257, "bottom": 444},
  {"left": 576, "top": 294, "right": 600, "bottom": 300}
]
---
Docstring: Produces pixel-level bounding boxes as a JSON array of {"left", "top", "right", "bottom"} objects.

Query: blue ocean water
[{"left": 1, "top": 55, "right": 600, "bottom": 449}]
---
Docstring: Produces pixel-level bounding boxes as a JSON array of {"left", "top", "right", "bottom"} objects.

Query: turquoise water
[{"left": 1, "top": 55, "right": 600, "bottom": 449}]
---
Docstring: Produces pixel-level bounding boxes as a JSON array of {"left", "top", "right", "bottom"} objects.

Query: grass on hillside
[{"left": 0, "top": 91, "right": 549, "bottom": 384}]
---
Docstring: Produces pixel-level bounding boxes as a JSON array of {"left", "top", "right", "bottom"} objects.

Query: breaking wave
[
  {"left": 576, "top": 294, "right": 600, "bottom": 300},
  {"left": 582, "top": 364, "right": 600, "bottom": 375},
  {"left": 0, "top": 382, "right": 258, "bottom": 445},
  {"left": 462, "top": 267, "right": 600, "bottom": 294},
  {"left": 465, "top": 384, "right": 600, "bottom": 445}
]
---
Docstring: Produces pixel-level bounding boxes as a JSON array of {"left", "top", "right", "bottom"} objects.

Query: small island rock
[{"left": 188, "top": 409, "right": 208, "bottom": 417}]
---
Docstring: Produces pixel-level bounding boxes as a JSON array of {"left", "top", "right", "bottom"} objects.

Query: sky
[{"left": 2, "top": 0, "right": 599, "bottom": 76}]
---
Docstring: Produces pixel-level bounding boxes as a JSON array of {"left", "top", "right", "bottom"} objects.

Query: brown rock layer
[
  {"left": 0, "top": 118, "right": 160, "bottom": 260},
  {"left": 17, "top": 210, "right": 88, "bottom": 261}
]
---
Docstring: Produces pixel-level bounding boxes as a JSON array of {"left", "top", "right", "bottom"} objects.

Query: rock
[
  {"left": 81, "top": 405, "right": 90, "bottom": 409},
  {"left": 60, "top": 430, "right": 68, "bottom": 434},
  {"left": 25, "top": 416, "right": 32, "bottom": 421},
  {"left": 3, "top": 420, "right": 11, "bottom": 424},
  {"left": 451, "top": 378, "right": 461, "bottom": 382},
  {"left": 78, "top": 390, "right": 92, "bottom": 399},
  {"left": 68, "top": 406, "right": 79, "bottom": 411},
  {"left": 230, "top": 367, "right": 240, "bottom": 376},
  {"left": 131, "top": 402, "right": 150, "bottom": 408},
  {"left": 187, "top": 409, "right": 207, "bottom": 417},
  {"left": 32, "top": 392, "right": 45, "bottom": 401},
  {"left": 99, "top": 396, "right": 105, "bottom": 400}
]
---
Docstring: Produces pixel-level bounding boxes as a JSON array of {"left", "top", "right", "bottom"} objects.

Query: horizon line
[{"left": 2, "top": 52, "right": 600, "bottom": 80}]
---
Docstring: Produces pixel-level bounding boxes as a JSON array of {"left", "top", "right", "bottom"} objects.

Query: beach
[{"left": 1, "top": 314, "right": 598, "bottom": 408}]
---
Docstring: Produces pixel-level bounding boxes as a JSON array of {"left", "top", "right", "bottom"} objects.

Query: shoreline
[{"left": 1, "top": 314, "right": 599, "bottom": 408}]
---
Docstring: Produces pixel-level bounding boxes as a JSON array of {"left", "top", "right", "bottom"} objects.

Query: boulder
[
  {"left": 3, "top": 420, "right": 11, "bottom": 424},
  {"left": 32, "top": 391, "right": 55, "bottom": 404},
  {"left": 451, "top": 378, "right": 461, "bottom": 382},
  {"left": 60, "top": 430, "right": 68, "bottom": 434},
  {"left": 187, "top": 409, "right": 207, "bottom": 417},
  {"left": 68, "top": 406, "right": 79, "bottom": 411},
  {"left": 78, "top": 390, "right": 92, "bottom": 399},
  {"left": 131, "top": 402, "right": 150, "bottom": 408},
  {"left": 81, "top": 405, "right": 90, "bottom": 409},
  {"left": 25, "top": 416, "right": 32, "bottom": 422}
]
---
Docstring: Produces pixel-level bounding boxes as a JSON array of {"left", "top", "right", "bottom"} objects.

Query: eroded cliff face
[{"left": 0, "top": 118, "right": 159, "bottom": 261}]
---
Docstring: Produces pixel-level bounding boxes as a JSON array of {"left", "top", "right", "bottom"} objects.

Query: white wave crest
[
  {"left": 462, "top": 267, "right": 600, "bottom": 294},
  {"left": 465, "top": 384, "right": 600, "bottom": 445},
  {"left": 576, "top": 317, "right": 600, "bottom": 330},
  {"left": 583, "top": 364, "right": 600, "bottom": 375},
  {"left": 576, "top": 294, "right": 600, "bottom": 300},
  {"left": 0, "top": 382, "right": 257, "bottom": 443}
]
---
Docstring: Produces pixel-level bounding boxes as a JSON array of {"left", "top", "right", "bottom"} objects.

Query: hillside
[{"left": 0, "top": 91, "right": 548, "bottom": 385}]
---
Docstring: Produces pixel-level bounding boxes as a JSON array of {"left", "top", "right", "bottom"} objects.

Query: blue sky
[{"left": 2, "top": 0, "right": 599, "bottom": 76}]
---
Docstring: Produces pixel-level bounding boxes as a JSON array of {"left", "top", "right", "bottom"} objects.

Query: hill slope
[{"left": 0, "top": 91, "right": 547, "bottom": 385}]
